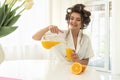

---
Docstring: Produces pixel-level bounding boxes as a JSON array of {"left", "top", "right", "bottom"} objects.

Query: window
[{"left": 84, "top": 0, "right": 111, "bottom": 71}]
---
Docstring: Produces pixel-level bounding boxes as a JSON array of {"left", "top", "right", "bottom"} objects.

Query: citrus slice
[
  {"left": 71, "top": 62, "right": 82, "bottom": 74},
  {"left": 82, "top": 65, "right": 87, "bottom": 72}
]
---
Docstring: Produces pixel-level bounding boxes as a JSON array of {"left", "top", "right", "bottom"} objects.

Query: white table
[{"left": 0, "top": 60, "right": 101, "bottom": 80}]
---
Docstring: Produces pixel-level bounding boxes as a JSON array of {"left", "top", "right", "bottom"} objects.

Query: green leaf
[
  {"left": 0, "top": 26, "right": 18, "bottom": 38},
  {"left": 7, "top": 15, "right": 21, "bottom": 26},
  {"left": 0, "top": 4, "right": 9, "bottom": 27},
  {"left": 4, "top": 4, "right": 8, "bottom": 14},
  {"left": 2, "top": 8, "right": 16, "bottom": 26},
  {"left": 0, "top": 7, "right": 5, "bottom": 27}
]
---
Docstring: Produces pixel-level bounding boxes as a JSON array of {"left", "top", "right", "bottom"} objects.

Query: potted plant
[
  {"left": 0, "top": 0, "right": 34, "bottom": 63},
  {"left": 0, "top": 0, "right": 34, "bottom": 38}
]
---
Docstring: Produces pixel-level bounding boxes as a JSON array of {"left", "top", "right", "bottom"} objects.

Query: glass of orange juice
[{"left": 66, "top": 48, "right": 73, "bottom": 61}]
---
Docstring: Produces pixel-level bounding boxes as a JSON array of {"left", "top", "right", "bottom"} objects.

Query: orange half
[
  {"left": 71, "top": 62, "right": 82, "bottom": 74},
  {"left": 82, "top": 65, "right": 87, "bottom": 72}
]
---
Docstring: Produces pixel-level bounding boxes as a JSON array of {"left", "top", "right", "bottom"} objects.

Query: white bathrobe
[{"left": 42, "top": 30, "right": 94, "bottom": 62}]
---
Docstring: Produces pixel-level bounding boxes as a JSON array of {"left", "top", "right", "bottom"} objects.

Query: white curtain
[{"left": 1, "top": 42, "right": 48, "bottom": 60}]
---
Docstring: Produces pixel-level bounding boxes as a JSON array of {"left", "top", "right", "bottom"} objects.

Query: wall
[{"left": 111, "top": 0, "right": 120, "bottom": 75}]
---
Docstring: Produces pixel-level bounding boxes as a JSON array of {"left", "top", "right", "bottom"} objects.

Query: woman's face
[{"left": 69, "top": 12, "right": 82, "bottom": 30}]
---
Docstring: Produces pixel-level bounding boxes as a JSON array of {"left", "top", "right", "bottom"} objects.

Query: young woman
[{"left": 32, "top": 4, "right": 94, "bottom": 65}]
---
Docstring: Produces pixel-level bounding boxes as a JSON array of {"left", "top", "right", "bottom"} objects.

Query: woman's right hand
[{"left": 48, "top": 25, "right": 63, "bottom": 34}]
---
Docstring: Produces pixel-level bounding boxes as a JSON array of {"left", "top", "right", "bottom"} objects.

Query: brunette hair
[{"left": 65, "top": 4, "right": 91, "bottom": 29}]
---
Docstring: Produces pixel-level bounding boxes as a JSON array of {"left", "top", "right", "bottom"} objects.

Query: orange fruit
[
  {"left": 71, "top": 62, "right": 82, "bottom": 74},
  {"left": 82, "top": 65, "right": 87, "bottom": 72}
]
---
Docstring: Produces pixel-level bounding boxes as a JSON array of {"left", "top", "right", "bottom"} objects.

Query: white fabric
[
  {"left": 42, "top": 30, "right": 94, "bottom": 61},
  {"left": 1, "top": 42, "right": 48, "bottom": 60}
]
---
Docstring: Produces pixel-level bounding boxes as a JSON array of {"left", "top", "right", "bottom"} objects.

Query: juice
[
  {"left": 41, "top": 41, "right": 60, "bottom": 49},
  {"left": 66, "top": 48, "right": 73, "bottom": 61}
]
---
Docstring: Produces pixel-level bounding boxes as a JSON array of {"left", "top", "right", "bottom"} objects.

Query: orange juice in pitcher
[
  {"left": 41, "top": 41, "right": 61, "bottom": 49},
  {"left": 41, "top": 33, "right": 63, "bottom": 49}
]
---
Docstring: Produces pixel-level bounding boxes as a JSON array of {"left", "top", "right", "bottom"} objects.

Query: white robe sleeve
[{"left": 84, "top": 36, "right": 94, "bottom": 59}]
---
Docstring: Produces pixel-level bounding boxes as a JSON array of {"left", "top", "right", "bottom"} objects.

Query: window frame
[{"left": 85, "top": 0, "right": 111, "bottom": 72}]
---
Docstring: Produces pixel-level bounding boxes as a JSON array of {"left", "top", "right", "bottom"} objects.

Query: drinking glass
[{"left": 66, "top": 47, "right": 73, "bottom": 61}]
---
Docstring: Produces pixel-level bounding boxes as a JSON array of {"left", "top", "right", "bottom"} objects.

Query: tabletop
[{"left": 0, "top": 60, "right": 101, "bottom": 80}]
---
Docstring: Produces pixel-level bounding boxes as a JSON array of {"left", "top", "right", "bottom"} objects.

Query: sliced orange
[
  {"left": 71, "top": 62, "right": 82, "bottom": 74},
  {"left": 82, "top": 65, "right": 87, "bottom": 72}
]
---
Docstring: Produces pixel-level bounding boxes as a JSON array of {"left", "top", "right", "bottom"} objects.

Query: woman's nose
[{"left": 72, "top": 20, "right": 77, "bottom": 24}]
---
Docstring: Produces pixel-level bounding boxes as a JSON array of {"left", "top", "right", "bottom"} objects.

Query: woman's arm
[
  {"left": 32, "top": 27, "right": 49, "bottom": 40},
  {"left": 71, "top": 50, "right": 89, "bottom": 65},
  {"left": 32, "top": 25, "right": 63, "bottom": 40},
  {"left": 73, "top": 58, "right": 89, "bottom": 65}
]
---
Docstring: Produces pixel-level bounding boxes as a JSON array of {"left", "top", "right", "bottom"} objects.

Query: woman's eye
[
  {"left": 70, "top": 17, "right": 74, "bottom": 20},
  {"left": 70, "top": 17, "right": 81, "bottom": 22},
  {"left": 77, "top": 19, "right": 81, "bottom": 21}
]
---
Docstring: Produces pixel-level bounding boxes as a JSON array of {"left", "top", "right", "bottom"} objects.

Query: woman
[{"left": 32, "top": 4, "right": 94, "bottom": 65}]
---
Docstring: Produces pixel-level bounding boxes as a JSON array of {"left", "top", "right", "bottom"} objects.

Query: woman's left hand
[{"left": 71, "top": 50, "right": 80, "bottom": 62}]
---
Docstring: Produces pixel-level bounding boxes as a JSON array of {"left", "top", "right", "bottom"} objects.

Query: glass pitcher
[{"left": 41, "top": 32, "right": 64, "bottom": 49}]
